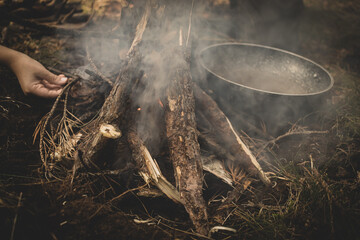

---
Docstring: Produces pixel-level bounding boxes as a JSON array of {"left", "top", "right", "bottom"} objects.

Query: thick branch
[
  {"left": 76, "top": 1, "right": 151, "bottom": 168},
  {"left": 193, "top": 83, "right": 271, "bottom": 185},
  {"left": 165, "top": 47, "right": 209, "bottom": 235},
  {"left": 127, "top": 129, "right": 182, "bottom": 204},
  {"left": 77, "top": 55, "right": 141, "bottom": 168}
]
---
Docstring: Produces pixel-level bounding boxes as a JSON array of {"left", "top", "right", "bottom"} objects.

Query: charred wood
[{"left": 198, "top": 131, "right": 237, "bottom": 163}]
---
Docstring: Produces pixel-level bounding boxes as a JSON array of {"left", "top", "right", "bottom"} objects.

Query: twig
[
  {"left": 127, "top": 0, "right": 151, "bottom": 57},
  {"left": 10, "top": 192, "right": 22, "bottom": 240},
  {"left": 109, "top": 183, "right": 148, "bottom": 203},
  {"left": 209, "top": 226, "right": 237, "bottom": 235},
  {"left": 212, "top": 178, "right": 252, "bottom": 225},
  {"left": 186, "top": 0, "right": 195, "bottom": 47},
  {"left": 155, "top": 217, "right": 214, "bottom": 240},
  {"left": 260, "top": 129, "right": 329, "bottom": 153},
  {"left": 88, "top": 183, "right": 148, "bottom": 220},
  {"left": 38, "top": 77, "right": 80, "bottom": 169},
  {"left": 0, "top": 96, "right": 31, "bottom": 108},
  {"left": 85, "top": 42, "right": 114, "bottom": 86},
  {"left": 140, "top": 214, "right": 214, "bottom": 240},
  {"left": 48, "top": 67, "right": 80, "bottom": 79}
]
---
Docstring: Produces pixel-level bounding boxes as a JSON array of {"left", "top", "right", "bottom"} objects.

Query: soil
[{"left": 1, "top": 1, "right": 360, "bottom": 239}]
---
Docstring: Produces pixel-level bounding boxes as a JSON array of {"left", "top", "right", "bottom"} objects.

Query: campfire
[
  {"left": 3, "top": 0, "right": 360, "bottom": 239},
  {"left": 1, "top": 0, "right": 344, "bottom": 237},
  {"left": 27, "top": 0, "right": 275, "bottom": 234}
]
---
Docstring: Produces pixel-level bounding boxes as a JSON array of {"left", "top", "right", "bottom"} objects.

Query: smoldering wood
[
  {"left": 198, "top": 131, "right": 238, "bottom": 163},
  {"left": 75, "top": 0, "right": 151, "bottom": 169},
  {"left": 127, "top": 129, "right": 182, "bottom": 204},
  {"left": 149, "top": 0, "right": 209, "bottom": 235},
  {"left": 205, "top": 91, "right": 272, "bottom": 139},
  {"left": 193, "top": 83, "right": 271, "bottom": 185},
  {"left": 164, "top": 46, "right": 209, "bottom": 235},
  {"left": 36, "top": 0, "right": 275, "bottom": 236},
  {"left": 76, "top": 54, "right": 141, "bottom": 169}
]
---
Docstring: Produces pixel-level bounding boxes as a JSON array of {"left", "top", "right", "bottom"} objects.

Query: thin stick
[
  {"left": 85, "top": 42, "right": 114, "bottom": 86},
  {"left": 260, "top": 129, "right": 328, "bottom": 153},
  {"left": 127, "top": 0, "right": 151, "bottom": 57},
  {"left": 186, "top": 0, "right": 195, "bottom": 47},
  {"left": 109, "top": 183, "right": 148, "bottom": 203},
  {"left": 39, "top": 77, "right": 80, "bottom": 168},
  {"left": 10, "top": 192, "right": 22, "bottom": 240},
  {"left": 88, "top": 183, "right": 148, "bottom": 220}
]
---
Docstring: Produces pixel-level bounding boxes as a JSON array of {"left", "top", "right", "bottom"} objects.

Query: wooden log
[
  {"left": 127, "top": 129, "right": 182, "bottom": 204},
  {"left": 193, "top": 83, "right": 271, "bottom": 185},
  {"left": 198, "top": 132, "right": 237, "bottom": 163},
  {"left": 165, "top": 47, "right": 209, "bottom": 235},
  {"left": 76, "top": 54, "right": 141, "bottom": 168},
  {"left": 75, "top": 0, "right": 151, "bottom": 168}
]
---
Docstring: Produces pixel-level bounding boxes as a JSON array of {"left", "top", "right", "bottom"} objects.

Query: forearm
[{"left": 0, "top": 45, "right": 25, "bottom": 70}]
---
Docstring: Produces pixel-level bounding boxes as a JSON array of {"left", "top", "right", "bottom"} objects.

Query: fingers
[
  {"left": 30, "top": 84, "right": 63, "bottom": 98},
  {"left": 42, "top": 79, "right": 65, "bottom": 89},
  {"left": 38, "top": 68, "right": 68, "bottom": 86},
  {"left": 52, "top": 74, "right": 68, "bottom": 85},
  {"left": 37, "top": 72, "right": 68, "bottom": 98}
]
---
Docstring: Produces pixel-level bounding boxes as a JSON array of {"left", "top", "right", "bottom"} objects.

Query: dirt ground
[{"left": 1, "top": 0, "right": 360, "bottom": 239}]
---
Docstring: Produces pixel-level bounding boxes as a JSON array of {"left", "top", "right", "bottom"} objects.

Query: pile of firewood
[{"left": 14, "top": 0, "right": 273, "bottom": 235}]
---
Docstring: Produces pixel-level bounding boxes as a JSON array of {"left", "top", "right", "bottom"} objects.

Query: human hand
[{"left": 10, "top": 53, "right": 68, "bottom": 98}]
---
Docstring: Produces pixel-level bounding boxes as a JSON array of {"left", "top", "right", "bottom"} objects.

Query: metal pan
[{"left": 198, "top": 43, "right": 334, "bottom": 136}]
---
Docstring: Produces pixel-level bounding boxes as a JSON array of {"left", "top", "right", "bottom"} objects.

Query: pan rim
[{"left": 199, "top": 42, "right": 334, "bottom": 96}]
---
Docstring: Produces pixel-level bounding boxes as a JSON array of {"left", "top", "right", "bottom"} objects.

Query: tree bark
[
  {"left": 76, "top": 53, "right": 141, "bottom": 168},
  {"left": 165, "top": 48, "right": 209, "bottom": 235},
  {"left": 75, "top": 0, "right": 151, "bottom": 168}
]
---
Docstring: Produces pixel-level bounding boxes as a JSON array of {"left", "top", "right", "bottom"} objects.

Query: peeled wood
[
  {"left": 201, "top": 156, "right": 233, "bottom": 186},
  {"left": 128, "top": 130, "right": 182, "bottom": 204}
]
